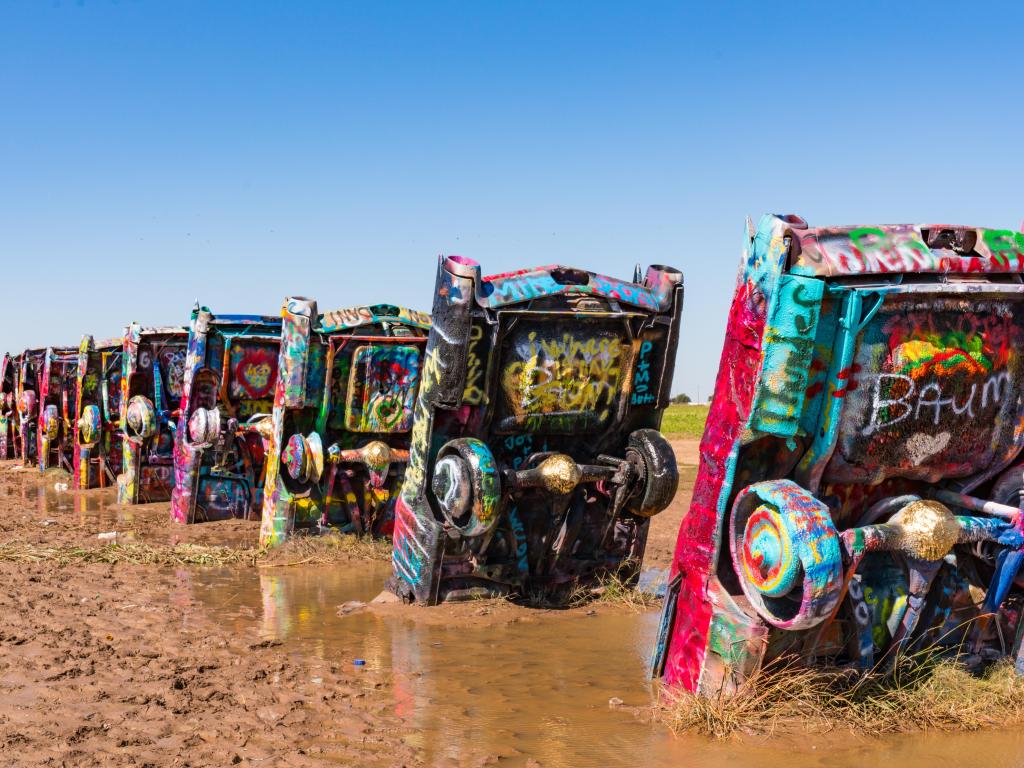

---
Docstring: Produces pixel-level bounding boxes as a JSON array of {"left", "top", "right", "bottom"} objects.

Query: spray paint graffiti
[
  {"left": 792, "top": 224, "right": 1024, "bottom": 277},
  {"left": 499, "top": 329, "right": 628, "bottom": 433},
  {"left": 462, "top": 324, "right": 486, "bottom": 406},
  {"left": 320, "top": 305, "right": 431, "bottom": 333},
  {"left": 37, "top": 345, "right": 79, "bottom": 474},
  {"left": 483, "top": 265, "right": 667, "bottom": 311},
  {"left": 654, "top": 214, "right": 1024, "bottom": 698},
  {"left": 828, "top": 299, "right": 1023, "bottom": 486},
  {"left": 229, "top": 345, "right": 278, "bottom": 400},
  {"left": 748, "top": 276, "right": 823, "bottom": 439},
  {"left": 631, "top": 340, "right": 656, "bottom": 406},
  {"left": 17, "top": 349, "right": 46, "bottom": 467},
  {"left": 346, "top": 345, "right": 420, "bottom": 433}
]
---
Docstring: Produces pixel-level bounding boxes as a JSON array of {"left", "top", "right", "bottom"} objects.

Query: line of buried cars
[
  {"left": 0, "top": 256, "right": 685, "bottom": 607},
  {"left": 6, "top": 217, "right": 1024, "bottom": 698}
]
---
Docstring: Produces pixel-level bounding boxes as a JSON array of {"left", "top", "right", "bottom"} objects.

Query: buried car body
[
  {"left": 170, "top": 307, "right": 283, "bottom": 524},
  {"left": 117, "top": 324, "right": 189, "bottom": 504},
  {"left": 258, "top": 299, "right": 431, "bottom": 546},
  {"left": 653, "top": 214, "right": 1024, "bottom": 695},
  {"left": 17, "top": 348, "right": 47, "bottom": 467},
  {"left": 37, "top": 343, "right": 80, "bottom": 473},
  {"left": 389, "top": 257, "right": 683, "bottom": 604},
  {"left": 0, "top": 353, "right": 20, "bottom": 461},
  {"left": 72, "top": 335, "right": 124, "bottom": 489}
]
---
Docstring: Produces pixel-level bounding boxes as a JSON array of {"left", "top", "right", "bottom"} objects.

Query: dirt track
[
  {"left": 0, "top": 441, "right": 700, "bottom": 767},
  {"left": 645, "top": 438, "right": 698, "bottom": 570}
]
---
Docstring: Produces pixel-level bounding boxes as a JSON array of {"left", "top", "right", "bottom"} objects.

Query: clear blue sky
[{"left": 3, "top": 1, "right": 1022, "bottom": 400}]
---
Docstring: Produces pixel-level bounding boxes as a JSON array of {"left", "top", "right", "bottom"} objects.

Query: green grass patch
[{"left": 661, "top": 404, "right": 709, "bottom": 439}]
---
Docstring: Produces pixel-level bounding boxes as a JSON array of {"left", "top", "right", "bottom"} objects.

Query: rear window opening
[
  {"left": 549, "top": 267, "right": 590, "bottom": 287},
  {"left": 922, "top": 227, "right": 979, "bottom": 256}
]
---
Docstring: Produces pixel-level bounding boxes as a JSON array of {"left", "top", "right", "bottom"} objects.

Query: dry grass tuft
[
  {"left": 0, "top": 541, "right": 258, "bottom": 567},
  {"left": 660, "top": 651, "right": 1024, "bottom": 739},
  {"left": 567, "top": 563, "right": 658, "bottom": 612},
  {"left": 0, "top": 530, "right": 393, "bottom": 569},
  {"left": 257, "top": 531, "right": 392, "bottom": 567}
]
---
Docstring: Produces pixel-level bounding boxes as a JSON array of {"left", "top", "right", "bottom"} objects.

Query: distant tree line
[{"left": 669, "top": 393, "right": 713, "bottom": 404}]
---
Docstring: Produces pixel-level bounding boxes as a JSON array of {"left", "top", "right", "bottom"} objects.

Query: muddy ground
[{"left": 0, "top": 440, "right": 699, "bottom": 767}]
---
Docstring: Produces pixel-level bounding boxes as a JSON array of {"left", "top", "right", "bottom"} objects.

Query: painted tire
[
  {"left": 125, "top": 396, "right": 157, "bottom": 440},
  {"left": 188, "top": 407, "right": 221, "bottom": 445},
  {"left": 729, "top": 479, "right": 842, "bottom": 630},
  {"left": 78, "top": 405, "right": 102, "bottom": 445},
  {"left": 281, "top": 432, "right": 324, "bottom": 484},
  {"left": 19, "top": 391, "right": 36, "bottom": 419},
  {"left": 42, "top": 405, "right": 60, "bottom": 441},
  {"left": 282, "top": 433, "right": 309, "bottom": 481},
  {"left": 625, "top": 429, "right": 679, "bottom": 517},
  {"left": 432, "top": 438, "right": 501, "bottom": 538}
]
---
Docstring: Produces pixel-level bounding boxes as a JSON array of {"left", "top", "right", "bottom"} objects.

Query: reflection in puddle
[
  {"left": 0, "top": 464, "right": 257, "bottom": 548},
  {"left": 197, "top": 563, "right": 675, "bottom": 767},
  {"left": 0, "top": 469, "right": 130, "bottom": 528},
  {"left": 191, "top": 565, "right": 1024, "bottom": 768},
  {"left": 4, "top": 460, "right": 1024, "bottom": 765}
]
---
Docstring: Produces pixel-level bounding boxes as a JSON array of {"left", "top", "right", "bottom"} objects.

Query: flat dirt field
[{"left": 0, "top": 440, "right": 700, "bottom": 767}]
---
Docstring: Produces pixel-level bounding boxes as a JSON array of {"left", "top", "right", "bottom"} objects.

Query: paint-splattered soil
[{"left": 0, "top": 442, "right": 700, "bottom": 767}]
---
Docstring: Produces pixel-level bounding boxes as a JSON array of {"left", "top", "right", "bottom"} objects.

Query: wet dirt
[
  {"left": 0, "top": 462, "right": 260, "bottom": 550},
  {"left": 3, "top": 448, "right": 1024, "bottom": 766},
  {"left": 643, "top": 439, "right": 699, "bottom": 571}
]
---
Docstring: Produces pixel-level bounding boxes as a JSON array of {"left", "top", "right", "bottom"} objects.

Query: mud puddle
[
  {"left": 5, "top": 458, "right": 1024, "bottom": 766},
  {"left": 191, "top": 563, "right": 1024, "bottom": 768},
  {"left": 0, "top": 462, "right": 259, "bottom": 548}
]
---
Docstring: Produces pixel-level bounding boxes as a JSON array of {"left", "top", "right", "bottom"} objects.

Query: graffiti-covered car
[
  {"left": 72, "top": 336, "right": 124, "bottom": 489},
  {"left": 17, "top": 348, "right": 47, "bottom": 467},
  {"left": 0, "top": 353, "right": 19, "bottom": 460},
  {"left": 259, "top": 299, "right": 431, "bottom": 546},
  {"left": 37, "top": 344, "right": 80, "bottom": 472},
  {"left": 389, "top": 257, "right": 683, "bottom": 604},
  {"left": 117, "top": 324, "right": 189, "bottom": 504},
  {"left": 654, "top": 214, "right": 1024, "bottom": 696},
  {"left": 170, "top": 306, "right": 282, "bottom": 523}
]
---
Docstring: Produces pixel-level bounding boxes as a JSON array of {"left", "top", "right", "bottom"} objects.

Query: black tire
[
  {"left": 991, "top": 464, "right": 1024, "bottom": 508},
  {"left": 626, "top": 429, "right": 678, "bottom": 517}
]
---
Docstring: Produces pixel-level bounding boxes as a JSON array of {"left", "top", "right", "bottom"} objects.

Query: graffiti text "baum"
[{"left": 863, "top": 371, "right": 1011, "bottom": 435}]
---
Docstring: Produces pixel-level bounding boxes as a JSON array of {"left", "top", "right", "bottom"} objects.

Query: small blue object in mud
[
  {"left": 353, "top": 659, "right": 366, "bottom": 666},
  {"left": 637, "top": 568, "right": 669, "bottom": 598}
]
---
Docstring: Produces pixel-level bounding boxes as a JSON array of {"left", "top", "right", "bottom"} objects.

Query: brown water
[
  {"left": 4, "top": 460, "right": 1020, "bottom": 767},
  {"left": 0, "top": 465, "right": 258, "bottom": 548},
  {"left": 0, "top": 470, "right": 129, "bottom": 524},
  {"left": 2, "top": 475, "right": 152, "bottom": 543},
  {"left": 191, "top": 563, "right": 1024, "bottom": 768}
]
